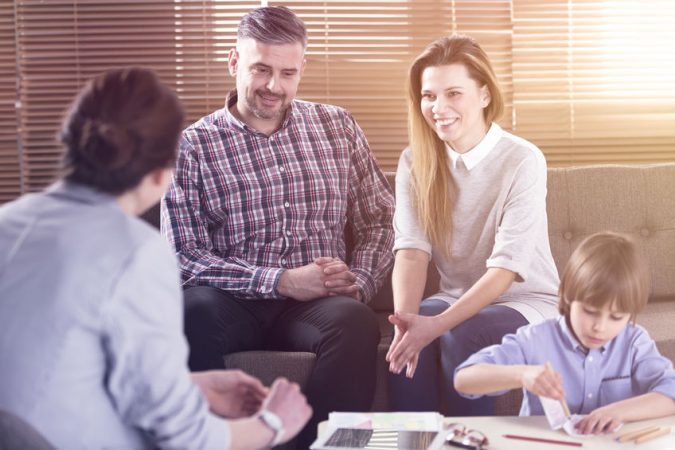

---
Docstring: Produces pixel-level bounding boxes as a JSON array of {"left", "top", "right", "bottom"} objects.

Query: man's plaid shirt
[{"left": 161, "top": 93, "right": 395, "bottom": 302}]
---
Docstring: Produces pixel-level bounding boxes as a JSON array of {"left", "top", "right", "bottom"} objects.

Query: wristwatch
[{"left": 258, "top": 409, "right": 285, "bottom": 447}]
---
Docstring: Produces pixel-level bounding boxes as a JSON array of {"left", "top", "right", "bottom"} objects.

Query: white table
[{"left": 445, "top": 415, "right": 675, "bottom": 450}]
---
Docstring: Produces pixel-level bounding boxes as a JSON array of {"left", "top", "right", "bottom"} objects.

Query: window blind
[
  {"left": 513, "top": 0, "right": 675, "bottom": 165},
  {"left": 14, "top": 0, "right": 180, "bottom": 193},
  {"left": 0, "top": 2, "right": 20, "bottom": 202},
  {"left": 5, "top": 0, "right": 515, "bottom": 197},
  {"left": 2, "top": 0, "right": 675, "bottom": 203}
]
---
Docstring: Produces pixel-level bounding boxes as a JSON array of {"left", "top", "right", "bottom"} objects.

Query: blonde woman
[{"left": 386, "top": 35, "right": 560, "bottom": 416}]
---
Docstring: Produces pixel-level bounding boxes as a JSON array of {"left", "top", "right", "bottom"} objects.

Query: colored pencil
[
  {"left": 503, "top": 434, "right": 582, "bottom": 447},
  {"left": 617, "top": 425, "right": 660, "bottom": 443},
  {"left": 545, "top": 361, "right": 571, "bottom": 419},
  {"left": 560, "top": 398, "right": 572, "bottom": 419},
  {"left": 635, "top": 427, "right": 670, "bottom": 444}
]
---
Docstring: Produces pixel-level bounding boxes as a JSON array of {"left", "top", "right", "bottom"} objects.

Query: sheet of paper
[
  {"left": 540, "top": 395, "right": 568, "bottom": 430},
  {"left": 562, "top": 415, "right": 591, "bottom": 437},
  {"left": 540, "top": 397, "right": 623, "bottom": 438},
  {"left": 562, "top": 415, "right": 623, "bottom": 437}
]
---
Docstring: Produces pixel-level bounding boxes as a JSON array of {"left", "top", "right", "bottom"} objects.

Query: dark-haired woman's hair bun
[
  {"left": 61, "top": 67, "right": 184, "bottom": 195},
  {"left": 77, "top": 118, "right": 136, "bottom": 170}
]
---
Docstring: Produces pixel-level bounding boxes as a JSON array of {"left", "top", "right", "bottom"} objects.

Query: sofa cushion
[
  {"left": 637, "top": 298, "right": 675, "bottom": 364},
  {"left": 223, "top": 351, "right": 316, "bottom": 387},
  {"left": 547, "top": 164, "right": 675, "bottom": 299}
]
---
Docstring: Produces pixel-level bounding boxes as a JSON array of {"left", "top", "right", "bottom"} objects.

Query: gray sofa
[{"left": 144, "top": 162, "right": 675, "bottom": 419}]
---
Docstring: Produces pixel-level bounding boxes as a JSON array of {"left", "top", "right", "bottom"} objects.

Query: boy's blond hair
[{"left": 558, "top": 231, "right": 650, "bottom": 320}]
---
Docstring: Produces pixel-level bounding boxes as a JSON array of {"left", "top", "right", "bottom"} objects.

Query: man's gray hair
[{"left": 238, "top": 6, "right": 307, "bottom": 49}]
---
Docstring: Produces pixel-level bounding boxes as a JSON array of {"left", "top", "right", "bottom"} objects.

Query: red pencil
[{"left": 503, "top": 434, "right": 583, "bottom": 447}]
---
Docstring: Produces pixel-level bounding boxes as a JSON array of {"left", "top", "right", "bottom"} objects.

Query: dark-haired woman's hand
[
  {"left": 191, "top": 370, "right": 268, "bottom": 418},
  {"left": 261, "top": 378, "right": 313, "bottom": 446}
]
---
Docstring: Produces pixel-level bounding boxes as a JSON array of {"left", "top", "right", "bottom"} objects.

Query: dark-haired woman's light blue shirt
[{"left": 0, "top": 182, "right": 229, "bottom": 449}]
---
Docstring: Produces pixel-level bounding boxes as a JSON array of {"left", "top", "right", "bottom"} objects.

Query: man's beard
[{"left": 246, "top": 89, "right": 288, "bottom": 120}]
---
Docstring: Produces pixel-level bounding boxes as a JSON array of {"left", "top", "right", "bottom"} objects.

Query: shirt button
[
  {"left": 588, "top": 356, "right": 593, "bottom": 362},
  {"left": 587, "top": 393, "right": 593, "bottom": 399},
  {"left": 280, "top": 258, "right": 286, "bottom": 265},
  {"left": 284, "top": 202, "right": 290, "bottom": 208},
  {"left": 278, "top": 166, "right": 285, "bottom": 172},
  {"left": 286, "top": 230, "right": 292, "bottom": 236}
]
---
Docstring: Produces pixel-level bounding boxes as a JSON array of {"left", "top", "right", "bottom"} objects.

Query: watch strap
[{"left": 258, "top": 409, "right": 285, "bottom": 447}]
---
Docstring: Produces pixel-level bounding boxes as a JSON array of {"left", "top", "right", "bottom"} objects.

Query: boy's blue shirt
[{"left": 456, "top": 316, "right": 675, "bottom": 415}]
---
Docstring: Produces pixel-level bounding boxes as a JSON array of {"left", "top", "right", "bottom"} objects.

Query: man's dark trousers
[{"left": 183, "top": 285, "right": 380, "bottom": 449}]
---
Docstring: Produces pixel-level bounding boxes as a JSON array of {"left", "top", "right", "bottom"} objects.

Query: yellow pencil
[
  {"left": 635, "top": 427, "right": 670, "bottom": 444},
  {"left": 545, "top": 361, "right": 571, "bottom": 418},
  {"left": 560, "top": 398, "right": 572, "bottom": 419},
  {"left": 617, "top": 425, "right": 659, "bottom": 443}
]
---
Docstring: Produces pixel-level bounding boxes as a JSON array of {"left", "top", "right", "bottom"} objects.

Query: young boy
[{"left": 454, "top": 231, "right": 675, "bottom": 434}]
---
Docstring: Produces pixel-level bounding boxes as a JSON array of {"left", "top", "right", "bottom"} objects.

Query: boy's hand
[
  {"left": 575, "top": 404, "right": 623, "bottom": 435},
  {"left": 521, "top": 364, "right": 565, "bottom": 401}
]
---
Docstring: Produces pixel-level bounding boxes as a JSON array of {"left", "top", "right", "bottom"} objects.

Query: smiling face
[
  {"left": 419, "top": 63, "right": 490, "bottom": 153},
  {"left": 228, "top": 38, "right": 305, "bottom": 134},
  {"left": 568, "top": 301, "right": 631, "bottom": 350}
]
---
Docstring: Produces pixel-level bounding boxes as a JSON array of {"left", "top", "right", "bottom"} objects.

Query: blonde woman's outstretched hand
[{"left": 385, "top": 311, "right": 442, "bottom": 378}]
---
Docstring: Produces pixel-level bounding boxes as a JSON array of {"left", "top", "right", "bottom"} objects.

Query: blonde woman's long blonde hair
[{"left": 407, "top": 35, "right": 504, "bottom": 255}]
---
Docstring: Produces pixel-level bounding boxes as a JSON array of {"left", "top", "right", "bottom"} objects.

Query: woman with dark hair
[
  {"left": 0, "top": 67, "right": 310, "bottom": 449},
  {"left": 386, "top": 36, "right": 560, "bottom": 416}
]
